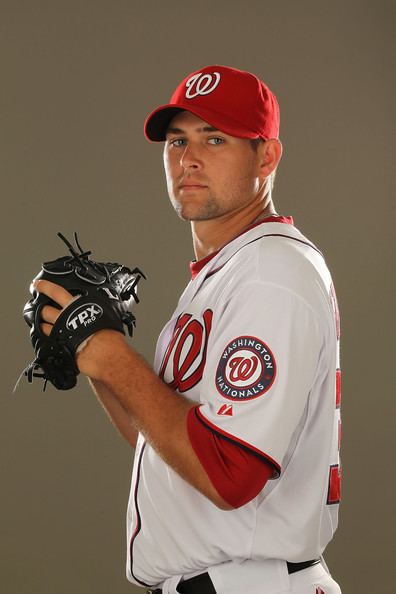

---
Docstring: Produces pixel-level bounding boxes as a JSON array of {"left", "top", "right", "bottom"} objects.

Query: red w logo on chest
[{"left": 159, "top": 309, "right": 213, "bottom": 392}]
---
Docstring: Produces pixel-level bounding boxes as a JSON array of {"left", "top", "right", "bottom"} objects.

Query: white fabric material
[
  {"left": 208, "top": 558, "right": 289, "bottom": 594},
  {"left": 160, "top": 574, "right": 182, "bottom": 594},
  {"left": 126, "top": 221, "right": 341, "bottom": 587},
  {"left": 160, "top": 561, "right": 342, "bottom": 594},
  {"left": 286, "top": 562, "right": 342, "bottom": 593}
]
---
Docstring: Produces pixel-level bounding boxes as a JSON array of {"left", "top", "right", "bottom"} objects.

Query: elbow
[
  {"left": 211, "top": 484, "right": 259, "bottom": 510},
  {"left": 208, "top": 485, "right": 250, "bottom": 511},
  {"left": 204, "top": 483, "right": 235, "bottom": 510},
  {"left": 213, "top": 497, "right": 234, "bottom": 511}
]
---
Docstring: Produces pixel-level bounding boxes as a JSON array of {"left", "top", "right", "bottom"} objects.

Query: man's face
[{"left": 163, "top": 111, "right": 264, "bottom": 221}]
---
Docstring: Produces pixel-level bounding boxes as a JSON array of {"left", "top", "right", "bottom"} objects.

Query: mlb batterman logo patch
[{"left": 216, "top": 336, "right": 276, "bottom": 401}]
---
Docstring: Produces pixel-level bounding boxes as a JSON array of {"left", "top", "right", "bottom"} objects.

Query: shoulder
[{"left": 220, "top": 223, "right": 334, "bottom": 313}]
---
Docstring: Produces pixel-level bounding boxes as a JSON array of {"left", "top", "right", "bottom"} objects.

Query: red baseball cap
[{"left": 144, "top": 65, "right": 280, "bottom": 142}]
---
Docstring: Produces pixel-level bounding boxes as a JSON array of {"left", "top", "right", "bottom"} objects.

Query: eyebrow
[{"left": 166, "top": 125, "right": 220, "bottom": 135}]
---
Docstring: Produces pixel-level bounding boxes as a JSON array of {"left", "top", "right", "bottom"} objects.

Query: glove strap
[{"left": 51, "top": 294, "right": 126, "bottom": 355}]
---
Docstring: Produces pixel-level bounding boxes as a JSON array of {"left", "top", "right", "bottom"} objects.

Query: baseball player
[{"left": 35, "top": 65, "right": 342, "bottom": 594}]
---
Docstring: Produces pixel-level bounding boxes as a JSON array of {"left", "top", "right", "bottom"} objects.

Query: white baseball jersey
[{"left": 126, "top": 218, "right": 341, "bottom": 589}]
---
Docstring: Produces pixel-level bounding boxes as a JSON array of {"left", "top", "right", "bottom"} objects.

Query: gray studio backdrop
[{"left": 1, "top": 2, "right": 394, "bottom": 593}]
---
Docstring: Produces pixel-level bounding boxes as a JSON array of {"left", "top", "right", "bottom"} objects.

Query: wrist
[{"left": 76, "top": 329, "right": 128, "bottom": 382}]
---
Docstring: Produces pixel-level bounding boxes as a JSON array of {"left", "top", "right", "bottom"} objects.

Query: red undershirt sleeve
[{"left": 187, "top": 406, "right": 275, "bottom": 508}]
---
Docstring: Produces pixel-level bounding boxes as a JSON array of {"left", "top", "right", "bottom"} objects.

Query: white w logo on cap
[{"left": 185, "top": 72, "right": 221, "bottom": 99}]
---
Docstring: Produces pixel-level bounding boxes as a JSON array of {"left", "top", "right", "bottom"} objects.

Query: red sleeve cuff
[{"left": 187, "top": 406, "right": 275, "bottom": 508}]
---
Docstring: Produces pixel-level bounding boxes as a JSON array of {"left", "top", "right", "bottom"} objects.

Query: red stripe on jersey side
[
  {"left": 336, "top": 369, "right": 341, "bottom": 408},
  {"left": 187, "top": 406, "right": 273, "bottom": 508},
  {"left": 327, "top": 464, "right": 342, "bottom": 505},
  {"left": 194, "top": 406, "right": 281, "bottom": 477}
]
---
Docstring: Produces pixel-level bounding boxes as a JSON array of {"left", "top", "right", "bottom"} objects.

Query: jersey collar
[{"left": 189, "top": 216, "right": 294, "bottom": 280}]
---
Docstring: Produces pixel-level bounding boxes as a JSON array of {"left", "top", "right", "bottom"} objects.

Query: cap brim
[
  {"left": 144, "top": 105, "right": 185, "bottom": 142},
  {"left": 144, "top": 103, "right": 261, "bottom": 142}
]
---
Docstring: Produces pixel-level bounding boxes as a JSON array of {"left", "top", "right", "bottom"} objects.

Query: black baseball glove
[{"left": 21, "top": 233, "right": 145, "bottom": 391}]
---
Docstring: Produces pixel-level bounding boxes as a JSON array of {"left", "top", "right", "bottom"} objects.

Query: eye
[
  {"left": 208, "top": 137, "right": 225, "bottom": 145},
  {"left": 168, "top": 138, "right": 186, "bottom": 148}
]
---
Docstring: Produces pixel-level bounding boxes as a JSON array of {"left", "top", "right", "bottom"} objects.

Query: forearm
[
  {"left": 33, "top": 278, "right": 230, "bottom": 508},
  {"left": 84, "top": 332, "right": 231, "bottom": 509},
  {"left": 89, "top": 378, "right": 139, "bottom": 449}
]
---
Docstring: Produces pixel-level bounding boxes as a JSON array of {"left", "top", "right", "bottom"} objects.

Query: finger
[
  {"left": 32, "top": 279, "right": 75, "bottom": 309},
  {"left": 40, "top": 322, "right": 53, "bottom": 337},
  {"left": 42, "top": 304, "right": 62, "bottom": 324}
]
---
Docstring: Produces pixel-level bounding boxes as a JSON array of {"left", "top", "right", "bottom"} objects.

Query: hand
[
  {"left": 33, "top": 279, "right": 126, "bottom": 381},
  {"left": 32, "top": 279, "right": 74, "bottom": 336}
]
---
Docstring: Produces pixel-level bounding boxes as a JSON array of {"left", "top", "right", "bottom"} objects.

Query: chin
[
  {"left": 171, "top": 197, "right": 222, "bottom": 222},
  {"left": 171, "top": 201, "right": 197, "bottom": 221}
]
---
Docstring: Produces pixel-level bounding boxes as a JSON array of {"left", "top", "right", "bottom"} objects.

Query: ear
[{"left": 258, "top": 139, "right": 282, "bottom": 180}]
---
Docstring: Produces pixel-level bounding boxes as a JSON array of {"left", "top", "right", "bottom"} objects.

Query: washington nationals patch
[{"left": 215, "top": 336, "right": 276, "bottom": 401}]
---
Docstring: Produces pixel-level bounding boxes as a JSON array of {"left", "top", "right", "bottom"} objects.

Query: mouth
[{"left": 179, "top": 183, "right": 208, "bottom": 190}]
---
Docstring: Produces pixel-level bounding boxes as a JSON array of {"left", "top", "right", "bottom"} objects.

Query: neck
[{"left": 191, "top": 198, "right": 277, "bottom": 261}]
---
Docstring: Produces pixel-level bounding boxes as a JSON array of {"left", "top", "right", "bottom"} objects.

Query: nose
[{"left": 179, "top": 143, "right": 202, "bottom": 170}]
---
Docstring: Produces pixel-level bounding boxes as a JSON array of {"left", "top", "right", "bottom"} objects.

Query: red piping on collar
[{"left": 189, "top": 216, "right": 293, "bottom": 280}]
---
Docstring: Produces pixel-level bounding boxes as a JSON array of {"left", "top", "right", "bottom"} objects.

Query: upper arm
[{"left": 196, "top": 281, "right": 324, "bottom": 475}]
